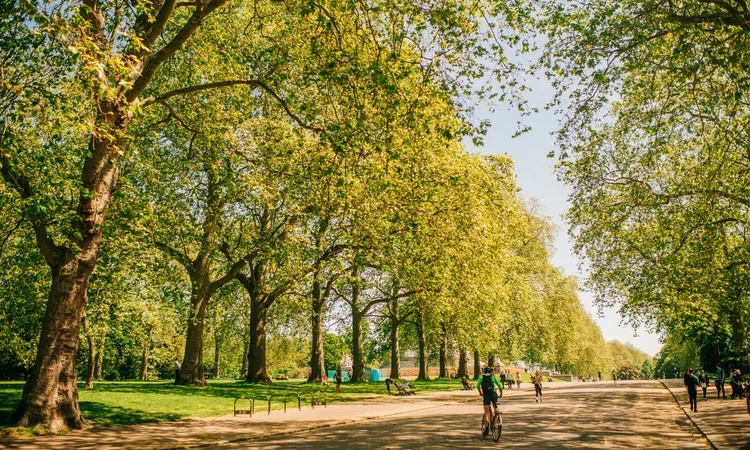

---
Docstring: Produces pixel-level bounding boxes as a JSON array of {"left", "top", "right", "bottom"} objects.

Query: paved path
[
  {"left": 207, "top": 380, "right": 710, "bottom": 449},
  {"left": 0, "top": 380, "right": 723, "bottom": 449},
  {"left": 662, "top": 379, "right": 750, "bottom": 450}
]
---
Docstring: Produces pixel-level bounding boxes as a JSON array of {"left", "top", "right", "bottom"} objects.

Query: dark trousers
[
  {"left": 534, "top": 383, "right": 542, "bottom": 397},
  {"left": 688, "top": 388, "right": 697, "bottom": 411},
  {"left": 716, "top": 381, "right": 725, "bottom": 398},
  {"left": 175, "top": 368, "right": 180, "bottom": 385},
  {"left": 701, "top": 387, "right": 707, "bottom": 399}
]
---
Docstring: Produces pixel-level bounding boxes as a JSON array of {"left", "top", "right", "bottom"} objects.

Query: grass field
[{"left": 0, "top": 377, "right": 464, "bottom": 431}]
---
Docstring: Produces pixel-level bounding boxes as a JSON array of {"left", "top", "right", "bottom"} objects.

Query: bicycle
[{"left": 481, "top": 403, "right": 503, "bottom": 441}]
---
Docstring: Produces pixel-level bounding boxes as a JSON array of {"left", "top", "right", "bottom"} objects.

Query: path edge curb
[{"left": 659, "top": 380, "right": 722, "bottom": 450}]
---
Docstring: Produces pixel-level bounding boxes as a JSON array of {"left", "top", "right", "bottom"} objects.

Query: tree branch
[
  {"left": 362, "top": 289, "right": 419, "bottom": 316},
  {"left": 209, "top": 257, "right": 247, "bottom": 295},
  {"left": 144, "top": 79, "right": 323, "bottom": 133},
  {"left": 127, "top": 0, "right": 230, "bottom": 102},
  {"left": 154, "top": 240, "right": 193, "bottom": 270}
]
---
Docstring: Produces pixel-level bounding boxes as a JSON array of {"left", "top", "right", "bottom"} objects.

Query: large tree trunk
[
  {"left": 213, "top": 330, "right": 221, "bottom": 380},
  {"left": 473, "top": 350, "right": 481, "bottom": 380},
  {"left": 416, "top": 310, "right": 428, "bottom": 381},
  {"left": 139, "top": 325, "right": 153, "bottom": 381},
  {"left": 246, "top": 304, "right": 271, "bottom": 384},
  {"left": 179, "top": 291, "right": 209, "bottom": 386},
  {"left": 308, "top": 297, "right": 327, "bottom": 383},
  {"left": 439, "top": 323, "right": 448, "bottom": 378},
  {"left": 488, "top": 354, "right": 496, "bottom": 372},
  {"left": 10, "top": 103, "right": 124, "bottom": 431},
  {"left": 389, "top": 297, "right": 400, "bottom": 379},
  {"left": 11, "top": 257, "right": 97, "bottom": 431},
  {"left": 458, "top": 347, "right": 468, "bottom": 378},
  {"left": 350, "top": 272, "right": 366, "bottom": 382},
  {"left": 94, "top": 332, "right": 106, "bottom": 381},
  {"left": 82, "top": 316, "right": 95, "bottom": 389}
]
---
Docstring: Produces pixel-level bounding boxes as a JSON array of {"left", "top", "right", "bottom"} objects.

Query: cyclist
[{"left": 477, "top": 366, "right": 503, "bottom": 437}]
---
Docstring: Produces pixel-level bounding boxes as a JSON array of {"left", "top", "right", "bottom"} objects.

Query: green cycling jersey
[{"left": 476, "top": 374, "right": 504, "bottom": 392}]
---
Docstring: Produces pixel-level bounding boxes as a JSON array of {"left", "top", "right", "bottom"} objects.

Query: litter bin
[
  {"left": 370, "top": 369, "right": 380, "bottom": 382},
  {"left": 328, "top": 370, "right": 335, "bottom": 380}
]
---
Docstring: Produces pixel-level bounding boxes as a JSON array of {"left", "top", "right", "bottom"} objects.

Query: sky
[{"left": 466, "top": 80, "right": 664, "bottom": 357}]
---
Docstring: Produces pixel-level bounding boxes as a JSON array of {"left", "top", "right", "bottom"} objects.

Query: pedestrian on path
[
  {"left": 612, "top": 369, "right": 617, "bottom": 384},
  {"left": 335, "top": 365, "right": 343, "bottom": 393},
  {"left": 715, "top": 363, "right": 726, "bottom": 399},
  {"left": 597, "top": 371, "right": 602, "bottom": 382},
  {"left": 533, "top": 369, "right": 543, "bottom": 402},
  {"left": 516, "top": 372, "right": 521, "bottom": 391},
  {"left": 174, "top": 358, "right": 181, "bottom": 385},
  {"left": 684, "top": 368, "right": 699, "bottom": 412},
  {"left": 730, "top": 369, "right": 742, "bottom": 399},
  {"left": 698, "top": 370, "right": 709, "bottom": 401}
]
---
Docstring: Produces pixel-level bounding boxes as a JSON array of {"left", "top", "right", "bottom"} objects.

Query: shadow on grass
[
  {"left": 78, "top": 401, "right": 184, "bottom": 427},
  {"left": 0, "top": 389, "right": 22, "bottom": 426}
]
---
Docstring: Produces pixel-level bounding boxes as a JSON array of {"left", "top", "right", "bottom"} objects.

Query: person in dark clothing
[
  {"left": 730, "top": 369, "right": 742, "bottom": 399},
  {"left": 698, "top": 370, "right": 709, "bottom": 401},
  {"left": 715, "top": 363, "right": 726, "bottom": 399},
  {"left": 683, "top": 369, "right": 699, "bottom": 412},
  {"left": 684, "top": 368, "right": 700, "bottom": 412},
  {"left": 385, "top": 377, "right": 394, "bottom": 394}
]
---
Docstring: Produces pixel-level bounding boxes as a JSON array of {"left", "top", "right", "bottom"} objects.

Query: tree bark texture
[
  {"left": 488, "top": 354, "right": 496, "bottom": 372},
  {"left": 458, "top": 347, "right": 468, "bottom": 378},
  {"left": 213, "top": 330, "right": 221, "bottom": 379},
  {"left": 94, "top": 332, "right": 106, "bottom": 381},
  {"left": 307, "top": 296, "right": 327, "bottom": 383},
  {"left": 245, "top": 304, "right": 271, "bottom": 384},
  {"left": 389, "top": 297, "right": 400, "bottom": 379},
  {"left": 241, "top": 340, "right": 249, "bottom": 379},
  {"left": 416, "top": 310, "right": 428, "bottom": 381},
  {"left": 473, "top": 350, "right": 481, "bottom": 380},
  {"left": 350, "top": 271, "right": 366, "bottom": 382},
  {"left": 439, "top": 323, "right": 448, "bottom": 378},
  {"left": 180, "top": 291, "right": 209, "bottom": 386},
  {"left": 307, "top": 269, "right": 331, "bottom": 383}
]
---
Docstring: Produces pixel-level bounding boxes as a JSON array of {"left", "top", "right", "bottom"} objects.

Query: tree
[{"left": 542, "top": 0, "right": 750, "bottom": 373}]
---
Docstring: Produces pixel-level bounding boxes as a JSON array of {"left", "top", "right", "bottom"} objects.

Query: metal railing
[
  {"left": 234, "top": 391, "right": 327, "bottom": 417},
  {"left": 233, "top": 396, "right": 252, "bottom": 416}
]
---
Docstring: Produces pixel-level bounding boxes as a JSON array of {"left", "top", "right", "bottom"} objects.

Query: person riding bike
[{"left": 477, "top": 366, "right": 503, "bottom": 437}]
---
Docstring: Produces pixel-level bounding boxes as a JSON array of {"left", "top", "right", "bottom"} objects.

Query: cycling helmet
[{"left": 483, "top": 367, "right": 493, "bottom": 374}]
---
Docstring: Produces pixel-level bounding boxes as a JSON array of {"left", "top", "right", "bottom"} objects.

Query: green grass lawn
[{"left": 0, "top": 377, "right": 463, "bottom": 430}]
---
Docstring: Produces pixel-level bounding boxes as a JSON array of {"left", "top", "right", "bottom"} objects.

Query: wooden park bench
[
  {"left": 395, "top": 382, "right": 417, "bottom": 395},
  {"left": 275, "top": 374, "right": 289, "bottom": 381}
]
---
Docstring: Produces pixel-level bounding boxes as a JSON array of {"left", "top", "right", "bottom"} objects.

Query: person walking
[
  {"left": 730, "top": 369, "right": 742, "bottom": 399},
  {"left": 698, "top": 369, "right": 709, "bottom": 401},
  {"left": 516, "top": 372, "right": 521, "bottom": 391},
  {"left": 612, "top": 369, "right": 617, "bottom": 384},
  {"left": 684, "top": 368, "right": 700, "bottom": 412},
  {"left": 715, "top": 363, "right": 726, "bottom": 399},
  {"left": 533, "top": 369, "right": 543, "bottom": 402},
  {"left": 597, "top": 371, "right": 602, "bottom": 382},
  {"left": 335, "top": 365, "right": 343, "bottom": 392},
  {"left": 174, "top": 358, "right": 181, "bottom": 385}
]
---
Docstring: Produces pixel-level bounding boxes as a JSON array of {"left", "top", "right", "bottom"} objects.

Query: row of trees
[
  {"left": 0, "top": 0, "right": 662, "bottom": 434},
  {"left": 542, "top": 0, "right": 750, "bottom": 374}
]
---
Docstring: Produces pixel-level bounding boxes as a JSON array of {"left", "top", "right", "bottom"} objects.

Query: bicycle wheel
[
  {"left": 481, "top": 416, "right": 489, "bottom": 438},
  {"left": 492, "top": 412, "right": 503, "bottom": 441}
]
